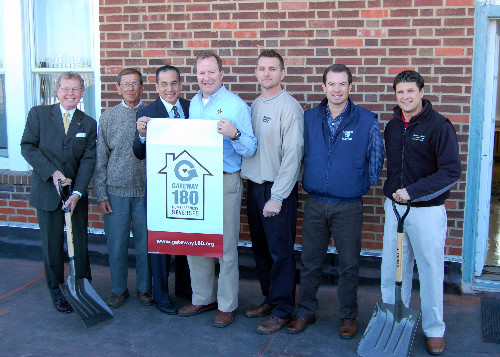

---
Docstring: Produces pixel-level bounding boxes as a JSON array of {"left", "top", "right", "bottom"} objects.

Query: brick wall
[
  {"left": 0, "top": 170, "right": 104, "bottom": 231},
  {"left": 1, "top": 0, "right": 475, "bottom": 258}
]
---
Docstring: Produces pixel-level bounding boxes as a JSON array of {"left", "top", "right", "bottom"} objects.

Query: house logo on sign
[{"left": 159, "top": 150, "right": 212, "bottom": 220}]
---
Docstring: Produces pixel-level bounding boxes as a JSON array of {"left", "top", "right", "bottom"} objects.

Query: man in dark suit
[
  {"left": 21, "top": 72, "right": 97, "bottom": 313},
  {"left": 133, "top": 65, "right": 192, "bottom": 314}
]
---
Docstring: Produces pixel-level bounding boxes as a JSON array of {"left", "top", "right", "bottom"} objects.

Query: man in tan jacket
[{"left": 241, "top": 50, "right": 304, "bottom": 334}]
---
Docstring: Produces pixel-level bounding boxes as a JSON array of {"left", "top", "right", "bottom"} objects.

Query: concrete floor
[{"left": 0, "top": 254, "right": 498, "bottom": 357}]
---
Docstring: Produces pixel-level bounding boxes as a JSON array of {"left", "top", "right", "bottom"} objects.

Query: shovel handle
[
  {"left": 65, "top": 211, "right": 75, "bottom": 259},
  {"left": 392, "top": 201, "right": 410, "bottom": 284},
  {"left": 58, "top": 180, "right": 75, "bottom": 259}
]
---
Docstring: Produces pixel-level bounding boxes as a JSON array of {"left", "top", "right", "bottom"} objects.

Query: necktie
[
  {"left": 63, "top": 111, "right": 70, "bottom": 134},
  {"left": 172, "top": 106, "right": 181, "bottom": 118}
]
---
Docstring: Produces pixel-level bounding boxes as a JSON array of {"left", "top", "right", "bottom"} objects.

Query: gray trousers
[
  {"left": 37, "top": 196, "right": 91, "bottom": 301},
  {"left": 104, "top": 194, "right": 151, "bottom": 295},
  {"left": 296, "top": 197, "right": 363, "bottom": 319}
]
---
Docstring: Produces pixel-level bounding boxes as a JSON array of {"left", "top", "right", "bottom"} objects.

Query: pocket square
[{"left": 76, "top": 133, "right": 86, "bottom": 138}]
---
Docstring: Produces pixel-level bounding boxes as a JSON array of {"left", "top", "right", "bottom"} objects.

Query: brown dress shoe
[
  {"left": 340, "top": 318, "right": 357, "bottom": 339},
  {"left": 178, "top": 301, "right": 217, "bottom": 317},
  {"left": 213, "top": 310, "right": 235, "bottom": 328},
  {"left": 256, "top": 315, "right": 291, "bottom": 334},
  {"left": 53, "top": 298, "right": 73, "bottom": 313},
  {"left": 286, "top": 316, "right": 316, "bottom": 334},
  {"left": 245, "top": 303, "right": 273, "bottom": 318},
  {"left": 137, "top": 289, "right": 153, "bottom": 306},
  {"left": 427, "top": 337, "right": 445, "bottom": 355},
  {"left": 107, "top": 289, "right": 130, "bottom": 308}
]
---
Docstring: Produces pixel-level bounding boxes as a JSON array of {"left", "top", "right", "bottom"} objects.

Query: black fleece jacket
[{"left": 383, "top": 99, "right": 462, "bottom": 207}]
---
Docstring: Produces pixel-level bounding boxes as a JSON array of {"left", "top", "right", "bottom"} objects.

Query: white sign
[{"left": 146, "top": 119, "right": 223, "bottom": 257}]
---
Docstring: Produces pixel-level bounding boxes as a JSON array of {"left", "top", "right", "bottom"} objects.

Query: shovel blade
[
  {"left": 358, "top": 302, "right": 420, "bottom": 357},
  {"left": 60, "top": 277, "right": 113, "bottom": 328}
]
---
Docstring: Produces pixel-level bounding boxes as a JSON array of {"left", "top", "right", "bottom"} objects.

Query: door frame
[{"left": 463, "top": 2, "right": 500, "bottom": 292}]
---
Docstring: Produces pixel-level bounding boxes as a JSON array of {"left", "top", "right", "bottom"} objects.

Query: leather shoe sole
[
  {"left": 107, "top": 289, "right": 129, "bottom": 308},
  {"left": 427, "top": 337, "right": 445, "bottom": 355},
  {"left": 340, "top": 318, "right": 357, "bottom": 339},
  {"left": 156, "top": 303, "right": 178, "bottom": 315},
  {"left": 137, "top": 289, "right": 153, "bottom": 306},
  {"left": 245, "top": 303, "right": 273, "bottom": 318},
  {"left": 178, "top": 302, "right": 217, "bottom": 317},
  {"left": 286, "top": 316, "right": 316, "bottom": 334},
  {"left": 257, "top": 315, "right": 291, "bottom": 334},
  {"left": 213, "top": 310, "right": 235, "bottom": 328},
  {"left": 53, "top": 298, "right": 73, "bottom": 313}
]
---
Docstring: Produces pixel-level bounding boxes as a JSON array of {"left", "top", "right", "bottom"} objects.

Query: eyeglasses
[
  {"left": 158, "top": 81, "right": 179, "bottom": 88},
  {"left": 59, "top": 87, "right": 82, "bottom": 93},
  {"left": 120, "top": 82, "right": 141, "bottom": 88}
]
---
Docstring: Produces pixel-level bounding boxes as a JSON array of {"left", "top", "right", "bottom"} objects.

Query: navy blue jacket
[
  {"left": 132, "top": 96, "right": 190, "bottom": 160},
  {"left": 383, "top": 99, "right": 462, "bottom": 207},
  {"left": 302, "top": 98, "right": 378, "bottom": 203}
]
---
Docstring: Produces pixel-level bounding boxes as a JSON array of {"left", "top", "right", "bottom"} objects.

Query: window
[
  {"left": 0, "top": 0, "right": 99, "bottom": 170},
  {"left": 0, "top": 0, "right": 7, "bottom": 157},
  {"left": 30, "top": 0, "right": 96, "bottom": 119}
]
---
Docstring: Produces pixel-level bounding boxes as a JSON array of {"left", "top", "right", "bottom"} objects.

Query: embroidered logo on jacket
[
  {"left": 412, "top": 134, "right": 425, "bottom": 142},
  {"left": 342, "top": 130, "right": 354, "bottom": 141},
  {"left": 262, "top": 116, "right": 271, "bottom": 123}
]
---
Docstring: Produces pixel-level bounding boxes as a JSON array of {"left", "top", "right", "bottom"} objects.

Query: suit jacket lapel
[
  {"left": 155, "top": 96, "right": 170, "bottom": 118},
  {"left": 181, "top": 99, "right": 190, "bottom": 119},
  {"left": 65, "top": 109, "right": 84, "bottom": 143},
  {"left": 50, "top": 105, "right": 66, "bottom": 137}
]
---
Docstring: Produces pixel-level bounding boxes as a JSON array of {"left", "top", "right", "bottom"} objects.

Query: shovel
[
  {"left": 58, "top": 180, "right": 113, "bottom": 327},
  {"left": 358, "top": 201, "right": 420, "bottom": 357}
]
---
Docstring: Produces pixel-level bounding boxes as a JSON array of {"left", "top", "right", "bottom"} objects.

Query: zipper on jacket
[{"left": 399, "top": 126, "right": 406, "bottom": 189}]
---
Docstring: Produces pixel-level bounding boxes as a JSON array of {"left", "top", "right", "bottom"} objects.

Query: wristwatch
[{"left": 232, "top": 129, "right": 241, "bottom": 141}]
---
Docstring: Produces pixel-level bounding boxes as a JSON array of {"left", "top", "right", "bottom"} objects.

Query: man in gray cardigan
[{"left": 93, "top": 68, "right": 152, "bottom": 308}]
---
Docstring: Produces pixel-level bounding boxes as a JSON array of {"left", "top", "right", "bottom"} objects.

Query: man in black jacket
[
  {"left": 382, "top": 70, "right": 462, "bottom": 356},
  {"left": 132, "top": 65, "right": 192, "bottom": 315}
]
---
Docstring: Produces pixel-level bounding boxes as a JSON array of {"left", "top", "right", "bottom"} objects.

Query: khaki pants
[
  {"left": 381, "top": 198, "right": 447, "bottom": 338},
  {"left": 187, "top": 172, "right": 242, "bottom": 312}
]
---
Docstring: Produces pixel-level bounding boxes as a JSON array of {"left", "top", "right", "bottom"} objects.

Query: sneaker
[{"left": 107, "top": 289, "right": 129, "bottom": 308}]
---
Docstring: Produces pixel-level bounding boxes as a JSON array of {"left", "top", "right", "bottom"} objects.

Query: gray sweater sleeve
[{"left": 93, "top": 110, "right": 111, "bottom": 203}]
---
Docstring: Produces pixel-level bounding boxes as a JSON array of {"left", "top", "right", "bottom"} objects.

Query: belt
[{"left": 223, "top": 170, "right": 240, "bottom": 175}]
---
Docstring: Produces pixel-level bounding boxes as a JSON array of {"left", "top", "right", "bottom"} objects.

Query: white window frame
[
  {"left": 0, "top": 0, "right": 100, "bottom": 171},
  {"left": 0, "top": 0, "right": 6, "bottom": 158}
]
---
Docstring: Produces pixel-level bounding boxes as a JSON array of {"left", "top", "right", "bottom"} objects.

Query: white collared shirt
[{"left": 59, "top": 104, "right": 77, "bottom": 122}]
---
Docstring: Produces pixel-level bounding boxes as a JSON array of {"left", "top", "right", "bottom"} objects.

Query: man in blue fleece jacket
[{"left": 287, "top": 64, "right": 384, "bottom": 339}]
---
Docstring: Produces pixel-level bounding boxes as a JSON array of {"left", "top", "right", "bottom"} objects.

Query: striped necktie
[
  {"left": 172, "top": 106, "right": 181, "bottom": 118},
  {"left": 63, "top": 111, "right": 70, "bottom": 134}
]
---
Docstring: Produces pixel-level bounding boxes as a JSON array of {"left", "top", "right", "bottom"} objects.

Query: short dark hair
[
  {"left": 56, "top": 72, "right": 85, "bottom": 90},
  {"left": 393, "top": 70, "right": 424, "bottom": 91},
  {"left": 322, "top": 64, "right": 352, "bottom": 85},
  {"left": 257, "top": 50, "right": 285, "bottom": 71},
  {"left": 117, "top": 68, "right": 143, "bottom": 85},
  {"left": 194, "top": 51, "right": 223, "bottom": 73},
  {"left": 156, "top": 65, "right": 181, "bottom": 83}
]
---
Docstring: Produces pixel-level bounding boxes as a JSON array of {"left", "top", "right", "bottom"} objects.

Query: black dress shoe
[
  {"left": 156, "top": 303, "right": 178, "bottom": 315},
  {"left": 53, "top": 298, "right": 73, "bottom": 313}
]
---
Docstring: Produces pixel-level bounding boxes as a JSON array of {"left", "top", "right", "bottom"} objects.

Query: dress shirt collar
[
  {"left": 120, "top": 99, "right": 143, "bottom": 109},
  {"left": 59, "top": 104, "right": 77, "bottom": 121},
  {"left": 195, "top": 84, "right": 226, "bottom": 104},
  {"left": 159, "top": 96, "right": 180, "bottom": 116}
]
